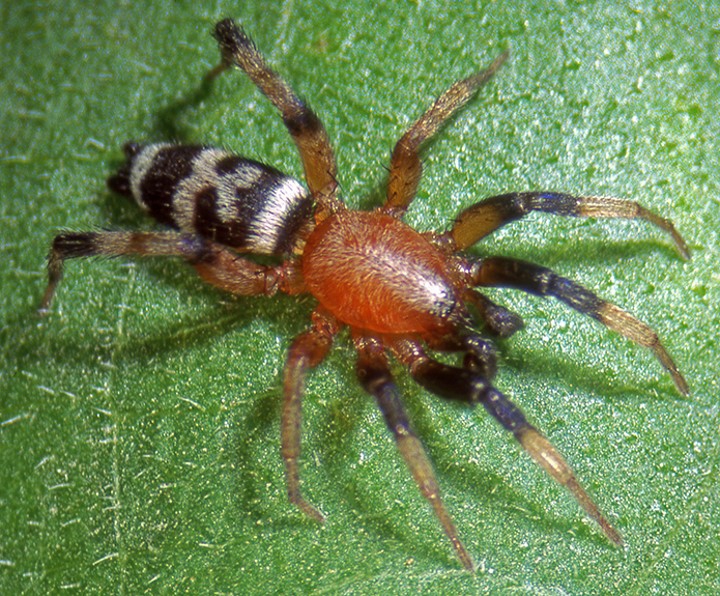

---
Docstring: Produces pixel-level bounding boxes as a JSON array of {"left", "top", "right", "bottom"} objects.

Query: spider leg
[
  {"left": 450, "top": 191, "right": 689, "bottom": 258},
  {"left": 354, "top": 334, "right": 474, "bottom": 571},
  {"left": 470, "top": 255, "right": 688, "bottom": 395},
  {"left": 38, "top": 231, "right": 290, "bottom": 313},
  {"left": 210, "top": 19, "right": 338, "bottom": 208},
  {"left": 384, "top": 50, "right": 509, "bottom": 216},
  {"left": 391, "top": 338, "right": 624, "bottom": 546},
  {"left": 282, "top": 309, "right": 339, "bottom": 522}
]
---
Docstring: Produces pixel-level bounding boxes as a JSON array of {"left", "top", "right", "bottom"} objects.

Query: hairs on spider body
[{"left": 40, "top": 18, "right": 690, "bottom": 572}]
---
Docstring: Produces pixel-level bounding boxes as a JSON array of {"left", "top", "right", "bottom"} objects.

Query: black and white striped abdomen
[{"left": 107, "top": 143, "right": 313, "bottom": 256}]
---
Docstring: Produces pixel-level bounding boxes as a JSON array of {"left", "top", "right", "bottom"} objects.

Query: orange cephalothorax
[{"left": 303, "top": 211, "right": 462, "bottom": 334}]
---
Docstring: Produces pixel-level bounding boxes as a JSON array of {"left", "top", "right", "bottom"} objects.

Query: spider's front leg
[
  {"left": 38, "top": 231, "right": 289, "bottom": 313},
  {"left": 469, "top": 255, "right": 689, "bottom": 395},
  {"left": 354, "top": 333, "right": 474, "bottom": 571},
  {"left": 391, "top": 338, "right": 624, "bottom": 547},
  {"left": 282, "top": 309, "right": 339, "bottom": 522},
  {"left": 209, "top": 19, "right": 338, "bottom": 210}
]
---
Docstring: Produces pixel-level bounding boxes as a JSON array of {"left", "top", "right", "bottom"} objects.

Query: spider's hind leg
[
  {"left": 38, "top": 231, "right": 288, "bottom": 313},
  {"left": 209, "top": 19, "right": 337, "bottom": 207}
]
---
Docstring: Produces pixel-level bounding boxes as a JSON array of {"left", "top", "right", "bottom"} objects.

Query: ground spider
[{"left": 40, "top": 19, "right": 690, "bottom": 571}]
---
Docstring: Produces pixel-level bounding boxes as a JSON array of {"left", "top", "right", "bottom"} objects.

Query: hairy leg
[
  {"left": 449, "top": 191, "right": 689, "bottom": 257},
  {"left": 281, "top": 309, "right": 339, "bottom": 522},
  {"left": 354, "top": 333, "right": 474, "bottom": 571},
  {"left": 391, "top": 338, "right": 623, "bottom": 546},
  {"left": 39, "top": 230, "right": 289, "bottom": 313},
  {"left": 210, "top": 19, "right": 338, "bottom": 207},
  {"left": 384, "top": 51, "right": 509, "bottom": 216},
  {"left": 462, "top": 288, "right": 525, "bottom": 339},
  {"left": 469, "top": 255, "right": 688, "bottom": 394}
]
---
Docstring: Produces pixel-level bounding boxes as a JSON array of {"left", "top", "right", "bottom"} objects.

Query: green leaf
[{"left": 2, "top": 1, "right": 718, "bottom": 593}]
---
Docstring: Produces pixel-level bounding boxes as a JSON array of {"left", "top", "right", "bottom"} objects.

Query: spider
[{"left": 39, "top": 19, "right": 690, "bottom": 571}]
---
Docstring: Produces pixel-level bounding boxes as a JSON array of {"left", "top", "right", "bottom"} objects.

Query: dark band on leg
[
  {"left": 392, "top": 342, "right": 623, "bottom": 546},
  {"left": 451, "top": 191, "right": 689, "bottom": 258},
  {"left": 355, "top": 335, "right": 474, "bottom": 571}
]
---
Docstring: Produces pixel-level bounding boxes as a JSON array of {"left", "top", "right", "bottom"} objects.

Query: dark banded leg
[
  {"left": 384, "top": 50, "right": 509, "bottom": 216},
  {"left": 210, "top": 19, "right": 338, "bottom": 204},
  {"left": 391, "top": 338, "right": 623, "bottom": 547},
  {"left": 38, "top": 231, "right": 285, "bottom": 313},
  {"left": 450, "top": 192, "right": 690, "bottom": 257},
  {"left": 471, "top": 256, "right": 688, "bottom": 395},
  {"left": 354, "top": 334, "right": 474, "bottom": 571},
  {"left": 282, "top": 309, "right": 339, "bottom": 522}
]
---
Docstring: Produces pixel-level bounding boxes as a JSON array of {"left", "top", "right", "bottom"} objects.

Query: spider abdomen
[
  {"left": 108, "top": 143, "right": 313, "bottom": 256},
  {"left": 302, "top": 211, "right": 462, "bottom": 334}
]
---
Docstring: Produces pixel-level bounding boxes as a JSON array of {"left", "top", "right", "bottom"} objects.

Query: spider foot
[
  {"left": 285, "top": 458, "right": 325, "bottom": 523},
  {"left": 291, "top": 494, "right": 325, "bottom": 524},
  {"left": 515, "top": 426, "right": 623, "bottom": 546}
]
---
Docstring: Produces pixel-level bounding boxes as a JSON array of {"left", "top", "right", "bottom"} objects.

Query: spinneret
[{"left": 40, "top": 18, "right": 690, "bottom": 571}]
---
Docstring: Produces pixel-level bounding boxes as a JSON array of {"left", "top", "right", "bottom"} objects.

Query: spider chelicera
[{"left": 40, "top": 19, "right": 690, "bottom": 571}]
